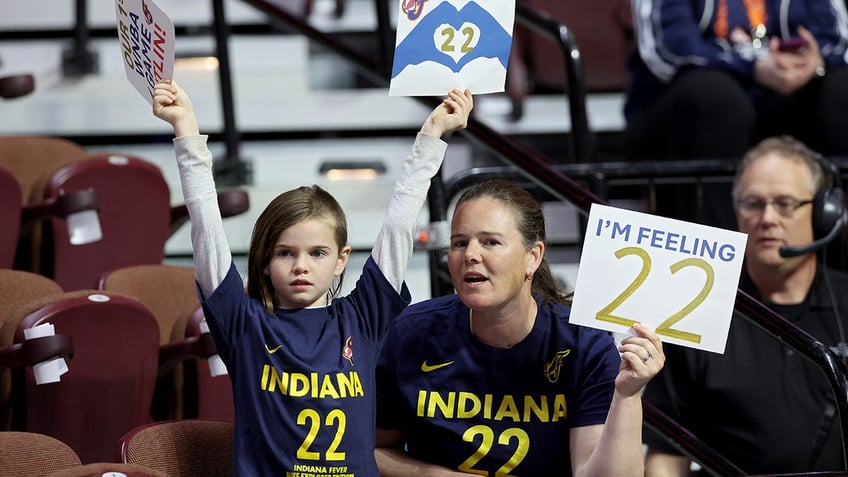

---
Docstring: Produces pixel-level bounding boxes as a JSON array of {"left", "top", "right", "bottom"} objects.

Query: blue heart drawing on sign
[{"left": 391, "top": 1, "right": 512, "bottom": 77}]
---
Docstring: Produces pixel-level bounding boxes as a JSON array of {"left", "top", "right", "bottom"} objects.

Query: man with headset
[{"left": 643, "top": 135, "right": 848, "bottom": 475}]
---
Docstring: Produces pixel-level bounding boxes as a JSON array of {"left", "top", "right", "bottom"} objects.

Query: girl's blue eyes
[{"left": 276, "top": 250, "right": 328, "bottom": 257}]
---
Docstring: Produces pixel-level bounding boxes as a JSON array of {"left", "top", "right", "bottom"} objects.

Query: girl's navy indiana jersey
[
  {"left": 376, "top": 294, "right": 620, "bottom": 476},
  {"left": 202, "top": 257, "right": 410, "bottom": 476}
]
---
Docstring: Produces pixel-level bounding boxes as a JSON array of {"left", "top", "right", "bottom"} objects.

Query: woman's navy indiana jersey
[
  {"left": 202, "top": 257, "right": 410, "bottom": 476},
  {"left": 376, "top": 294, "right": 620, "bottom": 476}
]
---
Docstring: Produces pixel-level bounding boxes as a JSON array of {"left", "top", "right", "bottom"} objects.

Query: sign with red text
[
  {"left": 114, "top": 0, "right": 175, "bottom": 105},
  {"left": 570, "top": 203, "right": 747, "bottom": 354}
]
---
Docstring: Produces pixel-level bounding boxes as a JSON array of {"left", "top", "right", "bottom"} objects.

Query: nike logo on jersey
[
  {"left": 421, "top": 360, "right": 454, "bottom": 372},
  {"left": 265, "top": 344, "right": 283, "bottom": 354}
]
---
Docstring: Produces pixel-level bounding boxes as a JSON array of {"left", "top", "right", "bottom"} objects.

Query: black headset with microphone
[{"left": 779, "top": 154, "right": 847, "bottom": 258}]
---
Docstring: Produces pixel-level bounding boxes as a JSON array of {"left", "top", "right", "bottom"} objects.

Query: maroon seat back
[
  {"left": 0, "top": 165, "right": 21, "bottom": 268},
  {"left": 100, "top": 264, "right": 200, "bottom": 420},
  {"left": 42, "top": 153, "right": 171, "bottom": 290},
  {"left": 0, "top": 270, "right": 64, "bottom": 431},
  {"left": 13, "top": 290, "right": 160, "bottom": 463},
  {"left": 0, "top": 136, "right": 88, "bottom": 273},
  {"left": 515, "top": 0, "right": 634, "bottom": 93}
]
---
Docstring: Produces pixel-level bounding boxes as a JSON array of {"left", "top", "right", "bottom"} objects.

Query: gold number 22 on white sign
[{"left": 595, "top": 246, "right": 714, "bottom": 343}]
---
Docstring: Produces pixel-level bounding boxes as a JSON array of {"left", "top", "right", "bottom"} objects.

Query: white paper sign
[
  {"left": 390, "top": 0, "right": 515, "bottom": 96},
  {"left": 114, "top": 0, "right": 175, "bottom": 105},
  {"left": 570, "top": 204, "right": 748, "bottom": 354}
]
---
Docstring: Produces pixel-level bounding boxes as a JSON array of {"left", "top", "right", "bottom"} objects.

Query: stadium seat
[
  {"left": 0, "top": 165, "right": 21, "bottom": 268},
  {"left": 99, "top": 264, "right": 234, "bottom": 421},
  {"left": 0, "top": 269, "right": 65, "bottom": 431},
  {"left": 44, "top": 463, "right": 168, "bottom": 477},
  {"left": 39, "top": 153, "right": 172, "bottom": 290},
  {"left": 99, "top": 264, "right": 232, "bottom": 420},
  {"left": 186, "top": 307, "right": 234, "bottom": 422},
  {"left": 0, "top": 430, "right": 81, "bottom": 477},
  {"left": 0, "top": 429, "right": 166, "bottom": 477},
  {"left": 10, "top": 290, "right": 160, "bottom": 463},
  {"left": 0, "top": 137, "right": 250, "bottom": 291},
  {"left": 119, "top": 419, "right": 234, "bottom": 477}
]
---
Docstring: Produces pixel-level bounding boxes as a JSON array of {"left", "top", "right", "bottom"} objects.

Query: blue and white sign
[
  {"left": 570, "top": 204, "right": 748, "bottom": 354},
  {"left": 390, "top": 0, "right": 515, "bottom": 96}
]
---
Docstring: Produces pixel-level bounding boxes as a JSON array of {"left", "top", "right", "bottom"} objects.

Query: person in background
[
  {"left": 644, "top": 136, "right": 848, "bottom": 475},
  {"left": 375, "top": 179, "right": 665, "bottom": 476},
  {"left": 151, "top": 79, "right": 473, "bottom": 475},
  {"left": 623, "top": 0, "right": 848, "bottom": 228}
]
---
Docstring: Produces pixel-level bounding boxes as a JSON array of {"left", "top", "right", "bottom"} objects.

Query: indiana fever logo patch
[
  {"left": 544, "top": 349, "right": 571, "bottom": 383},
  {"left": 342, "top": 336, "right": 354, "bottom": 366}
]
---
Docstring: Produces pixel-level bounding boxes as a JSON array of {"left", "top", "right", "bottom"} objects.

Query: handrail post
[
  {"left": 374, "top": 0, "right": 395, "bottom": 79},
  {"left": 211, "top": 0, "right": 251, "bottom": 185},
  {"left": 62, "top": 0, "right": 99, "bottom": 77}
]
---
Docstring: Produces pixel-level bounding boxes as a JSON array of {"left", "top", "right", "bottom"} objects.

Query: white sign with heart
[{"left": 389, "top": 0, "right": 516, "bottom": 96}]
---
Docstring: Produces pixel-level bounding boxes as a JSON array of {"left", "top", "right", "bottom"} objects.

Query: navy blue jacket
[{"left": 625, "top": 0, "right": 848, "bottom": 117}]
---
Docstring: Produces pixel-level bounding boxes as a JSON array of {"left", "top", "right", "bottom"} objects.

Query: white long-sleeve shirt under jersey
[{"left": 173, "top": 133, "right": 449, "bottom": 298}]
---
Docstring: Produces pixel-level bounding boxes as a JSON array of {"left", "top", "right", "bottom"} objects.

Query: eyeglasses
[{"left": 736, "top": 196, "right": 814, "bottom": 218}]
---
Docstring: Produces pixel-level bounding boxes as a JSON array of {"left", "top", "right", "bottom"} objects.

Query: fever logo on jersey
[
  {"left": 342, "top": 336, "right": 354, "bottom": 366},
  {"left": 544, "top": 349, "right": 571, "bottom": 383}
]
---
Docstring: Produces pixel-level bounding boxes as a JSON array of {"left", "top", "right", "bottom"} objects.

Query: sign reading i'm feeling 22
[{"left": 389, "top": 0, "right": 515, "bottom": 96}]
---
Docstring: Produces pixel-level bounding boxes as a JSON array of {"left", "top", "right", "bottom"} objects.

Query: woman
[{"left": 376, "top": 179, "right": 665, "bottom": 476}]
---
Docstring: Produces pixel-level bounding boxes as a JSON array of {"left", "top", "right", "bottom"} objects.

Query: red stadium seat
[
  {"left": 99, "top": 264, "right": 234, "bottom": 422},
  {"left": 0, "top": 165, "right": 22, "bottom": 268},
  {"left": 0, "top": 269, "right": 65, "bottom": 432},
  {"left": 11, "top": 290, "right": 160, "bottom": 463},
  {"left": 186, "top": 307, "right": 234, "bottom": 422},
  {"left": 508, "top": 0, "right": 634, "bottom": 118},
  {"left": 41, "top": 153, "right": 172, "bottom": 290},
  {"left": 0, "top": 137, "right": 250, "bottom": 291}
]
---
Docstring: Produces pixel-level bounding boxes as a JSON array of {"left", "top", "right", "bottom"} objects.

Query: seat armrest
[
  {"left": 0, "top": 334, "right": 74, "bottom": 369},
  {"left": 20, "top": 188, "right": 100, "bottom": 232},
  {"left": 157, "top": 333, "right": 219, "bottom": 377},
  {"left": 169, "top": 188, "right": 249, "bottom": 237}
]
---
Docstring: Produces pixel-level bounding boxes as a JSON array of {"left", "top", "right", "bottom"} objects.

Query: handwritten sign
[
  {"left": 114, "top": 0, "right": 175, "bottom": 105},
  {"left": 390, "top": 0, "right": 515, "bottom": 96},
  {"left": 569, "top": 203, "right": 747, "bottom": 354}
]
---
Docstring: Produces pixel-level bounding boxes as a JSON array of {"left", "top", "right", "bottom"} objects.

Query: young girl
[{"left": 152, "top": 79, "right": 472, "bottom": 476}]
